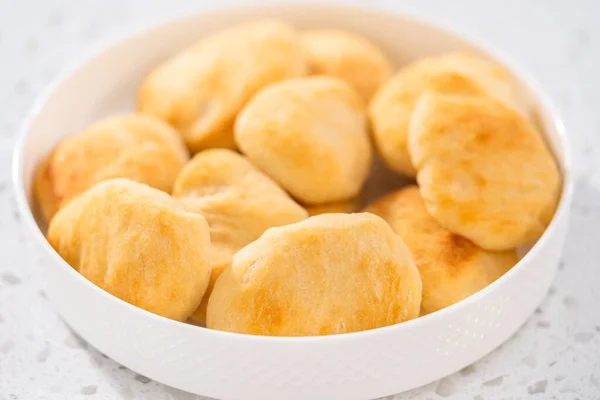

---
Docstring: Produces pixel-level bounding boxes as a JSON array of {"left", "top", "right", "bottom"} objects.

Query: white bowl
[{"left": 12, "top": 4, "right": 573, "bottom": 400}]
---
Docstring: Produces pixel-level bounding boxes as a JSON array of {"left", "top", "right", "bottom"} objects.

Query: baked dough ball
[
  {"left": 207, "top": 213, "right": 422, "bottom": 336},
  {"left": 301, "top": 29, "right": 393, "bottom": 101},
  {"left": 138, "top": 20, "right": 307, "bottom": 152},
  {"left": 47, "top": 179, "right": 211, "bottom": 321},
  {"left": 369, "top": 51, "right": 524, "bottom": 177},
  {"left": 409, "top": 93, "right": 560, "bottom": 250},
  {"left": 366, "top": 186, "right": 516, "bottom": 315},
  {"left": 305, "top": 197, "right": 363, "bottom": 217},
  {"left": 34, "top": 113, "right": 189, "bottom": 222},
  {"left": 235, "top": 76, "right": 372, "bottom": 205},
  {"left": 172, "top": 149, "right": 308, "bottom": 323}
]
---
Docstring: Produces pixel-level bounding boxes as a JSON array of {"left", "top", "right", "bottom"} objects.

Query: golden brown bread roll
[
  {"left": 207, "top": 213, "right": 422, "bottom": 336},
  {"left": 408, "top": 93, "right": 560, "bottom": 250},
  {"left": 47, "top": 179, "right": 211, "bottom": 321},
  {"left": 301, "top": 29, "right": 393, "bottom": 101},
  {"left": 138, "top": 20, "right": 307, "bottom": 152},
  {"left": 235, "top": 76, "right": 372, "bottom": 205},
  {"left": 34, "top": 113, "right": 189, "bottom": 222},
  {"left": 369, "top": 51, "right": 525, "bottom": 177},
  {"left": 172, "top": 149, "right": 308, "bottom": 323},
  {"left": 366, "top": 186, "right": 517, "bottom": 315}
]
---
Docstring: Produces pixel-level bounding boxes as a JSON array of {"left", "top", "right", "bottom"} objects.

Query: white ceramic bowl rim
[{"left": 12, "top": 2, "right": 574, "bottom": 343}]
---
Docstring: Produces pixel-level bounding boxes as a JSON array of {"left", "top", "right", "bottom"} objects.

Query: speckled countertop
[{"left": 0, "top": 0, "right": 599, "bottom": 399}]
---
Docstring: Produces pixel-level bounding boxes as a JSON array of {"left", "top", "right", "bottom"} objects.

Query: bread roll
[
  {"left": 47, "top": 179, "right": 211, "bottom": 321},
  {"left": 34, "top": 113, "right": 188, "bottom": 222},
  {"left": 408, "top": 93, "right": 560, "bottom": 250},
  {"left": 235, "top": 76, "right": 372, "bottom": 204},
  {"left": 207, "top": 213, "right": 422, "bottom": 336}
]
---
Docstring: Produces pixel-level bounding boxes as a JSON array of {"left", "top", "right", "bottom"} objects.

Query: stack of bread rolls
[{"left": 36, "top": 20, "right": 560, "bottom": 336}]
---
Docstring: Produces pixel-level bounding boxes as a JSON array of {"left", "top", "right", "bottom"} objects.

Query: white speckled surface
[{"left": 0, "top": 0, "right": 599, "bottom": 399}]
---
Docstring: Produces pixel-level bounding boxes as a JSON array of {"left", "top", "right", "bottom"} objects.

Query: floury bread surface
[
  {"left": 235, "top": 76, "right": 372, "bottom": 205},
  {"left": 369, "top": 51, "right": 525, "bottom": 177},
  {"left": 47, "top": 179, "right": 212, "bottom": 322},
  {"left": 173, "top": 149, "right": 308, "bottom": 323},
  {"left": 207, "top": 213, "right": 422, "bottom": 336},
  {"left": 408, "top": 93, "right": 560, "bottom": 250}
]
